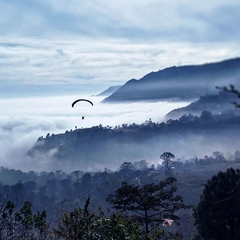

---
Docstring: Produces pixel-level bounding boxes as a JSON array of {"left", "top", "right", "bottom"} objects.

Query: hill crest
[{"left": 102, "top": 57, "right": 240, "bottom": 103}]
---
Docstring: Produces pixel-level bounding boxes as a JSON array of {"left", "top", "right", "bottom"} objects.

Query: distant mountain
[
  {"left": 102, "top": 58, "right": 240, "bottom": 103},
  {"left": 165, "top": 91, "right": 239, "bottom": 120},
  {"left": 94, "top": 86, "right": 121, "bottom": 96}
]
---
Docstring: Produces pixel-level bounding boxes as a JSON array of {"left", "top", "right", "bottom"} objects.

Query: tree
[
  {"left": 0, "top": 198, "right": 48, "bottom": 240},
  {"left": 193, "top": 168, "right": 240, "bottom": 240},
  {"left": 160, "top": 152, "right": 175, "bottom": 173},
  {"left": 54, "top": 196, "right": 96, "bottom": 239},
  {"left": 54, "top": 196, "right": 144, "bottom": 239},
  {"left": 216, "top": 84, "right": 240, "bottom": 108},
  {"left": 118, "top": 162, "right": 134, "bottom": 171},
  {"left": 106, "top": 177, "right": 190, "bottom": 238}
]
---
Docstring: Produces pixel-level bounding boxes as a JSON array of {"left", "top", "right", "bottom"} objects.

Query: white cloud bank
[
  {"left": 1, "top": 37, "right": 239, "bottom": 97},
  {"left": 0, "top": 95, "right": 189, "bottom": 172}
]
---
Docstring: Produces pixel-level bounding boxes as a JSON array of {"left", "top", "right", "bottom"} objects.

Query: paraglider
[
  {"left": 71, "top": 98, "right": 93, "bottom": 120},
  {"left": 71, "top": 99, "right": 93, "bottom": 108}
]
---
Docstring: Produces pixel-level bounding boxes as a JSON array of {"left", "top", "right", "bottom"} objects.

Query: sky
[
  {"left": 1, "top": 0, "right": 240, "bottom": 97},
  {"left": 0, "top": 0, "right": 240, "bottom": 172}
]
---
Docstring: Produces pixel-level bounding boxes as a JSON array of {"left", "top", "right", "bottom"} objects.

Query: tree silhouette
[
  {"left": 216, "top": 84, "right": 240, "bottom": 108},
  {"left": 160, "top": 152, "right": 175, "bottom": 174},
  {"left": 0, "top": 199, "right": 48, "bottom": 239},
  {"left": 194, "top": 168, "right": 240, "bottom": 239},
  {"left": 54, "top": 196, "right": 144, "bottom": 239},
  {"left": 107, "top": 177, "right": 190, "bottom": 237}
]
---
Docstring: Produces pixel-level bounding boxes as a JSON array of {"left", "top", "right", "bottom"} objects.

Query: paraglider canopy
[
  {"left": 72, "top": 99, "right": 93, "bottom": 108},
  {"left": 71, "top": 98, "right": 93, "bottom": 120}
]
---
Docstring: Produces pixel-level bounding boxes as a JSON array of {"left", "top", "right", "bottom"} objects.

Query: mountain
[
  {"left": 165, "top": 91, "right": 240, "bottom": 120},
  {"left": 94, "top": 85, "right": 121, "bottom": 96},
  {"left": 27, "top": 112, "right": 240, "bottom": 172},
  {"left": 102, "top": 58, "right": 240, "bottom": 103}
]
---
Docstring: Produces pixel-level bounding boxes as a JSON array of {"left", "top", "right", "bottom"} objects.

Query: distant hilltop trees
[{"left": 29, "top": 108, "right": 240, "bottom": 172}]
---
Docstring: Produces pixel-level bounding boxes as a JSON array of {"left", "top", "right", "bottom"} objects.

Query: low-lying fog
[{"left": 0, "top": 95, "right": 190, "bottom": 172}]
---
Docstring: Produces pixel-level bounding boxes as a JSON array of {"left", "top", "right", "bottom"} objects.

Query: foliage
[
  {"left": 2, "top": 154, "right": 240, "bottom": 238},
  {"left": 0, "top": 197, "right": 48, "bottom": 240},
  {"left": 54, "top": 196, "right": 144, "bottom": 240},
  {"left": 194, "top": 168, "right": 240, "bottom": 240},
  {"left": 28, "top": 108, "right": 240, "bottom": 172},
  {"left": 160, "top": 152, "right": 175, "bottom": 174},
  {"left": 107, "top": 177, "right": 190, "bottom": 237}
]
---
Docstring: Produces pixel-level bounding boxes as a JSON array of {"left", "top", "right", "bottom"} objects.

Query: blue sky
[{"left": 1, "top": 0, "right": 240, "bottom": 97}]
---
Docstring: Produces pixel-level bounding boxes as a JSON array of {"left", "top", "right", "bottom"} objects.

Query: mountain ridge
[
  {"left": 165, "top": 91, "right": 239, "bottom": 120},
  {"left": 102, "top": 57, "right": 240, "bottom": 103},
  {"left": 94, "top": 85, "right": 121, "bottom": 97},
  {"left": 27, "top": 111, "right": 240, "bottom": 172}
]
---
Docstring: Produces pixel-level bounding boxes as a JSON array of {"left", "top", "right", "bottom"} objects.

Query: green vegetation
[
  {"left": 1, "top": 152, "right": 240, "bottom": 239},
  {"left": 54, "top": 196, "right": 144, "bottom": 240},
  {"left": 193, "top": 168, "right": 240, "bottom": 240},
  {"left": 28, "top": 109, "right": 240, "bottom": 170},
  {"left": 106, "top": 177, "right": 190, "bottom": 237},
  {"left": 0, "top": 198, "right": 48, "bottom": 239}
]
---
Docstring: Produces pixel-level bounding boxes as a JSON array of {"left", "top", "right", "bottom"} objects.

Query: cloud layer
[
  {"left": 1, "top": 1, "right": 240, "bottom": 41},
  {"left": 1, "top": 1, "right": 240, "bottom": 96},
  {"left": 0, "top": 95, "right": 189, "bottom": 171}
]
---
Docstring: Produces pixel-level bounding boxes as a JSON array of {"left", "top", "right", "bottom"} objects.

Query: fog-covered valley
[
  {"left": 27, "top": 108, "right": 240, "bottom": 172},
  {"left": 1, "top": 85, "right": 240, "bottom": 173},
  {"left": 0, "top": 95, "right": 190, "bottom": 172}
]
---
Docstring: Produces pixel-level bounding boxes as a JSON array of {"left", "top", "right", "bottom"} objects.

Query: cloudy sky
[
  {"left": 1, "top": 1, "right": 240, "bottom": 172},
  {"left": 1, "top": 0, "right": 240, "bottom": 97}
]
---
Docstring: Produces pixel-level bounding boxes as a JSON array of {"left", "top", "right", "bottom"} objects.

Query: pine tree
[
  {"left": 107, "top": 177, "right": 190, "bottom": 238},
  {"left": 194, "top": 168, "right": 240, "bottom": 240}
]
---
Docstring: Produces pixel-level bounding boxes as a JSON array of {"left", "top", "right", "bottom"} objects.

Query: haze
[{"left": 0, "top": 95, "right": 189, "bottom": 171}]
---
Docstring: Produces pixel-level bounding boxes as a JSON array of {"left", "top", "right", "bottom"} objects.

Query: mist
[
  {"left": 0, "top": 95, "right": 189, "bottom": 172},
  {"left": 26, "top": 121, "right": 240, "bottom": 173}
]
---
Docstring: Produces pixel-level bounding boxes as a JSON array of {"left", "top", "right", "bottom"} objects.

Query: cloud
[
  {"left": 0, "top": 0, "right": 240, "bottom": 97},
  {"left": 1, "top": 95, "right": 239, "bottom": 173},
  {"left": 0, "top": 95, "right": 189, "bottom": 172},
  {"left": 0, "top": 0, "right": 240, "bottom": 42},
  {"left": 1, "top": 36, "right": 240, "bottom": 99}
]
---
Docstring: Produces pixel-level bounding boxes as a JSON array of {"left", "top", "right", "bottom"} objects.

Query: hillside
[
  {"left": 94, "top": 85, "right": 121, "bottom": 96},
  {"left": 27, "top": 111, "right": 240, "bottom": 172},
  {"left": 165, "top": 91, "right": 240, "bottom": 120},
  {"left": 102, "top": 57, "right": 240, "bottom": 102}
]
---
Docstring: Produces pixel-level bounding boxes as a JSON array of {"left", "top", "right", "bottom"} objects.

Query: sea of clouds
[{"left": 0, "top": 95, "right": 189, "bottom": 172}]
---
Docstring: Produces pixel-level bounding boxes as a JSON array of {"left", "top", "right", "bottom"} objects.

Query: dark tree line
[
  {"left": 28, "top": 107, "right": 240, "bottom": 166},
  {"left": 2, "top": 166, "right": 240, "bottom": 239},
  {"left": 194, "top": 168, "right": 240, "bottom": 240},
  {"left": 0, "top": 169, "right": 189, "bottom": 239},
  {"left": 1, "top": 151, "right": 240, "bottom": 238}
]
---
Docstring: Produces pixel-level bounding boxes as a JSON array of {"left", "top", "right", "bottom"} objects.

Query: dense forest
[
  {"left": 27, "top": 107, "right": 240, "bottom": 172},
  {"left": 1, "top": 151, "right": 240, "bottom": 239}
]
